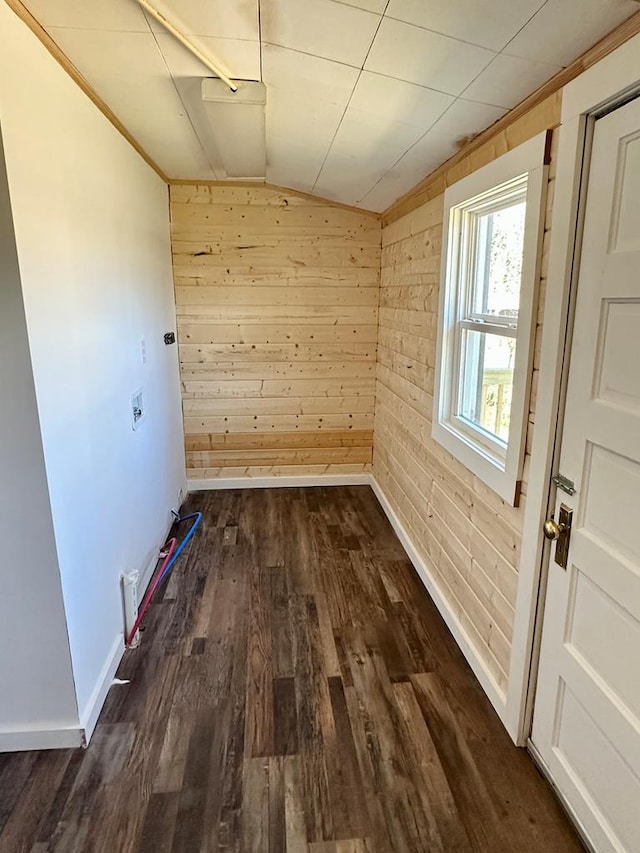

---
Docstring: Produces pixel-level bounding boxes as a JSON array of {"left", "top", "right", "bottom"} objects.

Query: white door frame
[{"left": 505, "top": 31, "right": 640, "bottom": 745}]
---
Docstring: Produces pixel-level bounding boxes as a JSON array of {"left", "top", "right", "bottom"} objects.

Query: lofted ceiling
[{"left": 19, "top": 0, "right": 639, "bottom": 211}]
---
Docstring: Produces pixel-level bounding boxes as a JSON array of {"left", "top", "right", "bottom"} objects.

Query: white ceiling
[{"left": 20, "top": 0, "right": 639, "bottom": 211}]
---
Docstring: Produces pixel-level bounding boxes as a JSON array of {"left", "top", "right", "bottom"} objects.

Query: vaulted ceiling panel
[
  {"left": 261, "top": 40, "right": 360, "bottom": 100},
  {"left": 262, "top": 43, "right": 359, "bottom": 153},
  {"left": 48, "top": 26, "right": 215, "bottom": 178},
  {"left": 505, "top": 0, "right": 637, "bottom": 65},
  {"left": 314, "top": 154, "right": 393, "bottom": 206},
  {"left": 22, "top": 0, "right": 148, "bottom": 30},
  {"left": 262, "top": 42, "right": 359, "bottom": 190},
  {"left": 261, "top": 0, "right": 381, "bottom": 67},
  {"left": 348, "top": 72, "right": 453, "bottom": 131},
  {"left": 326, "top": 111, "right": 426, "bottom": 174},
  {"left": 425, "top": 98, "right": 507, "bottom": 141},
  {"left": 311, "top": 72, "right": 455, "bottom": 203},
  {"left": 359, "top": 128, "right": 459, "bottom": 209},
  {"left": 463, "top": 53, "right": 562, "bottom": 110},
  {"left": 265, "top": 134, "right": 328, "bottom": 193},
  {"left": 385, "top": 0, "right": 548, "bottom": 51},
  {"left": 364, "top": 17, "right": 494, "bottom": 94},
  {"left": 16, "top": 0, "right": 640, "bottom": 211},
  {"left": 339, "top": 0, "right": 388, "bottom": 12}
]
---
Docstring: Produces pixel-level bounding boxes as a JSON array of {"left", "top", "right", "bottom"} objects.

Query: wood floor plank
[
  {"left": 392, "top": 681, "right": 473, "bottom": 852},
  {"left": 152, "top": 711, "right": 194, "bottom": 794},
  {"left": 171, "top": 711, "right": 217, "bottom": 853},
  {"left": 85, "top": 778, "right": 150, "bottom": 853},
  {"left": 34, "top": 750, "right": 83, "bottom": 844},
  {"left": 467, "top": 736, "right": 584, "bottom": 851},
  {"left": 0, "top": 751, "right": 72, "bottom": 852},
  {"left": 341, "top": 683, "right": 396, "bottom": 852},
  {"left": 245, "top": 563, "right": 274, "bottom": 758},
  {"left": 201, "top": 695, "right": 246, "bottom": 852},
  {"left": 0, "top": 753, "right": 40, "bottom": 835},
  {"left": 137, "top": 792, "right": 179, "bottom": 853},
  {"left": 343, "top": 627, "right": 446, "bottom": 853},
  {"left": 409, "top": 672, "right": 518, "bottom": 853},
  {"left": 0, "top": 486, "right": 584, "bottom": 853},
  {"left": 48, "top": 723, "right": 136, "bottom": 852},
  {"left": 284, "top": 755, "right": 309, "bottom": 853},
  {"left": 241, "top": 758, "right": 270, "bottom": 853},
  {"left": 269, "top": 756, "right": 287, "bottom": 853},
  {"left": 273, "top": 676, "right": 299, "bottom": 757},
  {"left": 326, "top": 677, "right": 370, "bottom": 839},
  {"left": 270, "top": 565, "right": 295, "bottom": 679},
  {"left": 313, "top": 587, "right": 341, "bottom": 679},
  {"left": 290, "top": 594, "right": 335, "bottom": 844}
]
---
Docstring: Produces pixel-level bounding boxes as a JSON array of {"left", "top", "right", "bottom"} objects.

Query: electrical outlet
[{"left": 140, "top": 338, "right": 147, "bottom": 365}]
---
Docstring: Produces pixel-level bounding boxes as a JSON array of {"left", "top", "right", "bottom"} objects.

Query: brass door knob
[
  {"left": 543, "top": 518, "right": 566, "bottom": 541},
  {"left": 544, "top": 504, "right": 573, "bottom": 569}
]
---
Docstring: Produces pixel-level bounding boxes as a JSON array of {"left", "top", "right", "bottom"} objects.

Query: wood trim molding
[
  {"left": 509, "top": 28, "right": 640, "bottom": 747},
  {"left": 432, "top": 132, "right": 550, "bottom": 506},
  {"left": 4, "top": 0, "right": 169, "bottom": 183},
  {"left": 169, "top": 179, "right": 382, "bottom": 219},
  {"left": 187, "top": 474, "right": 373, "bottom": 490},
  {"left": 382, "top": 9, "right": 640, "bottom": 225},
  {"left": 187, "top": 471, "right": 371, "bottom": 492},
  {"left": 505, "top": 117, "right": 587, "bottom": 745}
]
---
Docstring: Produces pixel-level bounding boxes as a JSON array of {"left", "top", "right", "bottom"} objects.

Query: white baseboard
[
  {"left": 79, "top": 633, "right": 124, "bottom": 745},
  {"left": 188, "top": 474, "right": 372, "bottom": 491},
  {"left": 369, "top": 477, "right": 509, "bottom": 728},
  {"left": 0, "top": 726, "right": 83, "bottom": 752}
]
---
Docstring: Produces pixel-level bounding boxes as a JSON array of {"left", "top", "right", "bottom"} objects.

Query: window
[{"left": 433, "top": 134, "right": 549, "bottom": 504}]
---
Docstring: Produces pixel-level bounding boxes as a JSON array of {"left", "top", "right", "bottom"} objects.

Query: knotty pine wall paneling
[
  {"left": 374, "top": 99, "right": 560, "bottom": 696},
  {"left": 170, "top": 184, "right": 381, "bottom": 481}
]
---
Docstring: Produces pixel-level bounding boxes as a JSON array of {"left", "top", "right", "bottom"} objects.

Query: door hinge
[{"left": 552, "top": 473, "right": 576, "bottom": 496}]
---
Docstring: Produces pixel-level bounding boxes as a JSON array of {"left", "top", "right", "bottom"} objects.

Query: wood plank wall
[
  {"left": 170, "top": 184, "right": 381, "bottom": 481},
  {"left": 374, "top": 96, "right": 560, "bottom": 695}
]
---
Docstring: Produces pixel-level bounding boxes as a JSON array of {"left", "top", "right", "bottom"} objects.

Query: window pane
[
  {"left": 471, "top": 200, "right": 526, "bottom": 321},
  {"left": 458, "top": 330, "right": 516, "bottom": 443}
]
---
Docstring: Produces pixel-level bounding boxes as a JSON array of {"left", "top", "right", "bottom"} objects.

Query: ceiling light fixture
[
  {"left": 201, "top": 78, "right": 267, "bottom": 179},
  {"left": 135, "top": 0, "right": 267, "bottom": 179}
]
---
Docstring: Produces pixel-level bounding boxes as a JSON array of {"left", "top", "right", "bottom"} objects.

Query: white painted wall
[
  {"left": 0, "top": 3, "right": 186, "bottom": 738},
  {"left": 0, "top": 128, "right": 80, "bottom": 748}
]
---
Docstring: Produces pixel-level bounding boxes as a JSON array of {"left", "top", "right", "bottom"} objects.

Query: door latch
[
  {"left": 552, "top": 473, "right": 576, "bottom": 496},
  {"left": 543, "top": 503, "right": 573, "bottom": 570}
]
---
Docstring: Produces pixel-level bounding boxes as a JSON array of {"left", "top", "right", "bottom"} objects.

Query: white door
[{"left": 532, "top": 97, "right": 640, "bottom": 852}]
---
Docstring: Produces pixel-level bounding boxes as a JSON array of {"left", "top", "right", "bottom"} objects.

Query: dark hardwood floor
[{"left": 0, "top": 486, "right": 582, "bottom": 852}]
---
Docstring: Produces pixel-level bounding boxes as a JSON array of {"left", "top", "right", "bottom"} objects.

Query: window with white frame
[{"left": 433, "top": 133, "right": 549, "bottom": 505}]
